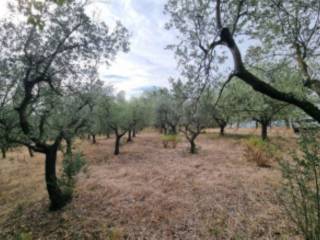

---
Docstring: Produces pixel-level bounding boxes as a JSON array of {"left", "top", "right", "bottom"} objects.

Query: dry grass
[{"left": 0, "top": 128, "right": 301, "bottom": 239}]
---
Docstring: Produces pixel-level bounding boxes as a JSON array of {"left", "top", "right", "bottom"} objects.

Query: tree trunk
[
  {"left": 190, "top": 139, "right": 196, "bottom": 154},
  {"left": 66, "top": 138, "right": 72, "bottom": 156},
  {"left": 127, "top": 130, "right": 132, "bottom": 142},
  {"left": 255, "top": 121, "right": 259, "bottom": 129},
  {"left": 45, "top": 146, "right": 70, "bottom": 211},
  {"left": 28, "top": 147, "right": 34, "bottom": 157},
  {"left": 170, "top": 125, "right": 177, "bottom": 135},
  {"left": 106, "top": 132, "right": 110, "bottom": 139},
  {"left": 219, "top": 125, "right": 225, "bottom": 136},
  {"left": 1, "top": 148, "right": 6, "bottom": 159},
  {"left": 133, "top": 128, "right": 136, "bottom": 138},
  {"left": 114, "top": 135, "right": 121, "bottom": 155},
  {"left": 261, "top": 123, "right": 268, "bottom": 140},
  {"left": 92, "top": 134, "right": 96, "bottom": 144}
]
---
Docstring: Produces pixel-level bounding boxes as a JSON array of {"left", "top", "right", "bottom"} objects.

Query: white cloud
[
  {"left": 87, "top": 0, "right": 178, "bottom": 97},
  {"left": 1, "top": 0, "right": 179, "bottom": 97}
]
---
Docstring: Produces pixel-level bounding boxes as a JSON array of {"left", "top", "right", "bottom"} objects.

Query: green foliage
[
  {"left": 62, "top": 152, "right": 87, "bottom": 180},
  {"left": 161, "top": 134, "right": 179, "bottom": 142},
  {"left": 280, "top": 131, "right": 320, "bottom": 239},
  {"left": 15, "top": 232, "right": 32, "bottom": 240},
  {"left": 59, "top": 152, "right": 87, "bottom": 198}
]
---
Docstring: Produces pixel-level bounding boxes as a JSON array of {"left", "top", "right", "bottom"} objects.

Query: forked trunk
[{"left": 45, "top": 146, "right": 70, "bottom": 211}]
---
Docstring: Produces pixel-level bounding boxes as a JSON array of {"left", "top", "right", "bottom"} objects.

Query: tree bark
[
  {"left": 219, "top": 124, "right": 226, "bottom": 136},
  {"left": 92, "top": 134, "right": 96, "bottom": 144},
  {"left": 114, "top": 135, "right": 121, "bottom": 155},
  {"left": 133, "top": 128, "right": 136, "bottom": 138},
  {"left": 45, "top": 145, "right": 70, "bottom": 211},
  {"left": 261, "top": 122, "right": 268, "bottom": 140},
  {"left": 127, "top": 130, "right": 132, "bottom": 142},
  {"left": 190, "top": 139, "right": 196, "bottom": 154},
  {"left": 1, "top": 148, "right": 6, "bottom": 159}
]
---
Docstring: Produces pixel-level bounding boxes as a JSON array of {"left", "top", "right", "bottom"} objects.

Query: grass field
[{"left": 0, "top": 128, "right": 301, "bottom": 239}]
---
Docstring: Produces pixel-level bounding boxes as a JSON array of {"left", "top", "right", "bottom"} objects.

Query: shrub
[
  {"left": 59, "top": 152, "right": 87, "bottom": 199},
  {"left": 62, "top": 152, "right": 87, "bottom": 180},
  {"left": 161, "top": 134, "right": 179, "bottom": 148},
  {"left": 243, "top": 137, "right": 278, "bottom": 167},
  {"left": 280, "top": 130, "right": 320, "bottom": 239}
]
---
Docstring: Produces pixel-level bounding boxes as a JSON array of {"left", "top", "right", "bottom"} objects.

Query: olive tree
[
  {"left": 103, "top": 93, "right": 131, "bottom": 155},
  {"left": 154, "top": 89, "right": 181, "bottom": 135},
  {"left": 171, "top": 79, "right": 211, "bottom": 154},
  {"left": 0, "top": 0, "right": 129, "bottom": 210},
  {"left": 165, "top": 0, "right": 320, "bottom": 123}
]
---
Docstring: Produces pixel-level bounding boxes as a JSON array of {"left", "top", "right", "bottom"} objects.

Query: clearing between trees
[{"left": 0, "top": 128, "right": 300, "bottom": 239}]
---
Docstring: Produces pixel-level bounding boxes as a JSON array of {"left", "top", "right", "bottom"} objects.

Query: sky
[
  {"left": 0, "top": 0, "right": 178, "bottom": 98},
  {"left": 87, "top": 0, "right": 179, "bottom": 97}
]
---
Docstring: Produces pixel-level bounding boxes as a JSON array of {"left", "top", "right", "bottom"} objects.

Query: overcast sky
[{"left": 87, "top": 0, "right": 178, "bottom": 97}]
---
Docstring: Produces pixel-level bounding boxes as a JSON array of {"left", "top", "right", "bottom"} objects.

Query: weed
[{"left": 243, "top": 137, "right": 279, "bottom": 167}]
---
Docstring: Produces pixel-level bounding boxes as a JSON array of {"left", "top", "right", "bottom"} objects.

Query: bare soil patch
[{"left": 0, "top": 129, "right": 300, "bottom": 239}]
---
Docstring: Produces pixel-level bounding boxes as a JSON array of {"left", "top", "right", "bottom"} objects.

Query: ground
[{"left": 0, "top": 128, "right": 301, "bottom": 239}]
